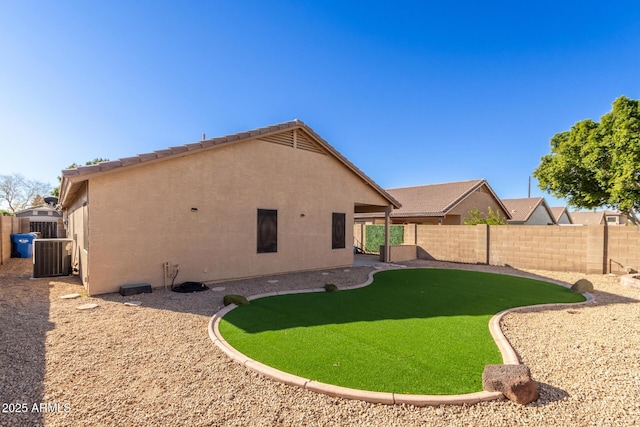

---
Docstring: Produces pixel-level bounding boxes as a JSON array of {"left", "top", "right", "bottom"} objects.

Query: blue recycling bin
[{"left": 11, "top": 233, "right": 37, "bottom": 258}]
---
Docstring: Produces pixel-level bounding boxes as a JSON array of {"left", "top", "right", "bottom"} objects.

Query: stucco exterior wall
[
  {"left": 448, "top": 185, "right": 508, "bottom": 224},
  {"left": 557, "top": 212, "right": 572, "bottom": 225},
  {"left": 389, "top": 217, "right": 439, "bottom": 225},
  {"left": 523, "top": 205, "right": 555, "bottom": 225},
  {"left": 82, "top": 138, "right": 390, "bottom": 295},
  {"left": 385, "top": 244, "right": 417, "bottom": 262},
  {"left": 64, "top": 183, "right": 89, "bottom": 283}
]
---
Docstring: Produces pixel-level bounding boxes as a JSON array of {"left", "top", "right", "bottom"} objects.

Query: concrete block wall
[
  {"left": 415, "top": 224, "right": 620, "bottom": 274},
  {"left": 358, "top": 223, "right": 639, "bottom": 275},
  {"left": 0, "top": 216, "right": 21, "bottom": 265},
  {"left": 416, "top": 225, "right": 482, "bottom": 264},
  {"left": 403, "top": 224, "right": 416, "bottom": 245},
  {"left": 586, "top": 226, "right": 606, "bottom": 274},
  {"left": 607, "top": 227, "right": 640, "bottom": 274},
  {"left": 489, "top": 226, "right": 589, "bottom": 272},
  {"left": 353, "top": 223, "right": 365, "bottom": 251}
]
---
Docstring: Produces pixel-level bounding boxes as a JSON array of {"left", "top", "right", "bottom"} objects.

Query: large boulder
[
  {"left": 223, "top": 294, "right": 250, "bottom": 306},
  {"left": 571, "top": 278, "right": 594, "bottom": 293},
  {"left": 482, "top": 364, "right": 539, "bottom": 405}
]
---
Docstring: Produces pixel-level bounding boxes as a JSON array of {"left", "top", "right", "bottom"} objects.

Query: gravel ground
[{"left": 1, "top": 257, "right": 639, "bottom": 426}]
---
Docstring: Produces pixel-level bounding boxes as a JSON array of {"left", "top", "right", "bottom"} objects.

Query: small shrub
[
  {"left": 324, "top": 284, "right": 338, "bottom": 293},
  {"left": 463, "top": 207, "right": 507, "bottom": 225},
  {"left": 224, "top": 294, "right": 250, "bottom": 306}
]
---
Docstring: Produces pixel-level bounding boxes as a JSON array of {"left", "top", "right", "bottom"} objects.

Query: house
[
  {"left": 501, "top": 197, "right": 556, "bottom": 225},
  {"left": 603, "top": 210, "right": 628, "bottom": 226},
  {"left": 570, "top": 210, "right": 627, "bottom": 226},
  {"left": 15, "top": 205, "right": 64, "bottom": 238},
  {"left": 355, "top": 179, "right": 510, "bottom": 225},
  {"left": 569, "top": 211, "right": 604, "bottom": 225},
  {"left": 549, "top": 207, "right": 573, "bottom": 225},
  {"left": 59, "top": 120, "right": 401, "bottom": 295}
]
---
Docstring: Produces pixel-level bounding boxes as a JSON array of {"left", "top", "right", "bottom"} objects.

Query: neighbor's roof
[
  {"left": 501, "top": 197, "right": 556, "bottom": 224},
  {"left": 59, "top": 120, "right": 401, "bottom": 209},
  {"left": 15, "top": 206, "right": 62, "bottom": 217},
  {"left": 549, "top": 206, "right": 573, "bottom": 224},
  {"left": 569, "top": 211, "right": 605, "bottom": 225},
  {"left": 356, "top": 179, "right": 510, "bottom": 218}
]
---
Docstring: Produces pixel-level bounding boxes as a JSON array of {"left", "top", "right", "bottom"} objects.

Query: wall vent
[
  {"left": 259, "top": 130, "right": 294, "bottom": 148},
  {"left": 259, "top": 129, "right": 326, "bottom": 155},
  {"left": 295, "top": 129, "right": 326, "bottom": 155}
]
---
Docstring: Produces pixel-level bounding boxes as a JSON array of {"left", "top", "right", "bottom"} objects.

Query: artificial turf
[{"left": 218, "top": 268, "right": 586, "bottom": 395}]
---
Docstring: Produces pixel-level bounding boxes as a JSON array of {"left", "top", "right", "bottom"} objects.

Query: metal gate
[
  {"left": 33, "top": 239, "right": 73, "bottom": 278},
  {"left": 30, "top": 221, "right": 58, "bottom": 238}
]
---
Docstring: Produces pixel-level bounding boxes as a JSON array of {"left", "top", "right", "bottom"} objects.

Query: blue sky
[{"left": 1, "top": 1, "right": 639, "bottom": 209}]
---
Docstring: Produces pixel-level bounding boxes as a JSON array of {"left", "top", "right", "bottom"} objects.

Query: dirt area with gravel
[{"left": 1, "top": 257, "right": 639, "bottom": 426}]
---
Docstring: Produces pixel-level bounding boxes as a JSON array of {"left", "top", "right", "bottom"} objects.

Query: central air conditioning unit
[{"left": 33, "top": 238, "right": 73, "bottom": 278}]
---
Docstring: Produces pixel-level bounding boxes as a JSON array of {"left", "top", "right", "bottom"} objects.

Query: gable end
[{"left": 258, "top": 129, "right": 326, "bottom": 155}]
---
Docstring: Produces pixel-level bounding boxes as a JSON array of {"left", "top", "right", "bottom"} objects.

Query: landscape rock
[
  {"left": 482, "top": 364, "right": 539, "bottom": 405},
  {"left": 223, "top": 294, "right": 250, "bottom": 306},
  {"left": 324, "top": 283, "right": 339, "bottom": 292},
  {"left": 571, "top": 278, "right": 594, "bottom": 293}
]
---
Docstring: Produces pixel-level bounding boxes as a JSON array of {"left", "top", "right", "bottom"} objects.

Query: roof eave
[{"left": 58, "top": 120, "right": 401, "bottom": 210}]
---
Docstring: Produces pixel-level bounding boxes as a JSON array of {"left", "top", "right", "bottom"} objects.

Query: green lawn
[{"left": 218, "top": 269, "right": 585, "bottom": 395}]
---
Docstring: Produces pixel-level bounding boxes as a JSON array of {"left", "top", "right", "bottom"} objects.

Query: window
[
  {"left": 257, "top": 209, "right": 277, "bottom": 253},
  {"left": 332, "top": 212, "right": 346, "bottom": 249}
]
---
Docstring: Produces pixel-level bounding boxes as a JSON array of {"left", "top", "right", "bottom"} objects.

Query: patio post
[{"left": 384, "top": 204, "right": 391, "bottom": 263}]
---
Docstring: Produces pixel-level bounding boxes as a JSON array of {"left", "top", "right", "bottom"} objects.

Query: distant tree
[
  {"left": 31, "top": 194, "right": 46, "bottom": 207},
  {"left": 52, "top": 158, "right": 109, "bottom": 198},
  {"left": 0, "top": 173, "right": 52, "bottom": 214},
  {"left": 463, "top": 207, "right": 507, "bottom": 225},
  {"left": 533, "top": 96, "right": 640, "bottom": 224}
]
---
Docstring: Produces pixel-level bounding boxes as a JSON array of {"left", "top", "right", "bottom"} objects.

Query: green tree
[
  {"left": 534, "top": 96, "right": 640, "bottom": 224},
  {"left": 463, "top": 207, "right": 507, "bottom": 225}
]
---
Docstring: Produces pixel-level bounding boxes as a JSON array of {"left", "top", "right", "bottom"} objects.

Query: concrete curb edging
[
  {"left": 208, "top": 267, "right": 595, "bottom": 406},
  {"left": 621, "top": 274, "right": 640, "bottom": 289}
]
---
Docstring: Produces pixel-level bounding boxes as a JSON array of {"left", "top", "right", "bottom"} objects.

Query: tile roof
[
  {"left": 549, "top": 206, "right": 572, "bottom": 223},
  {"left": 569, "top": 211, "right": 605, "bottom": 225},
  {"left": 501, "top": 197, "right": 551, "bottom": 223},
  {"left": 386, "top": 179, "right": 486, "bottom": 217},
  {"left": 59, "top": 120, "right": 401, "bottom": 209},
  {"left": 355, "top": 179, "right": 509, "bottom": 219}
]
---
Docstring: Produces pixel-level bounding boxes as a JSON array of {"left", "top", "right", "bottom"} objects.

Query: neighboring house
[
  {"left": 15, "top": 206, "right": 64, "bottom": 238},
  {"left": 570, "top": 211, "right": 605, "bottom": 225},
  {"left": 501, "top": 197, "right": 556, "bottom": 225},
  {"left": 355, "top": 179, "right": 510, "bottom": 225},
  {"left": 570, "top": 210, "right": 627, "bottom": 226},
  {"left": 59, "top": 120, "right": 401, "bottom": 296},
  {"left": 549, "top": 207, "right": 573, "bottom": 225},
  {"left": 604, "top": 210, "right": 628, "bottom": 226}
]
